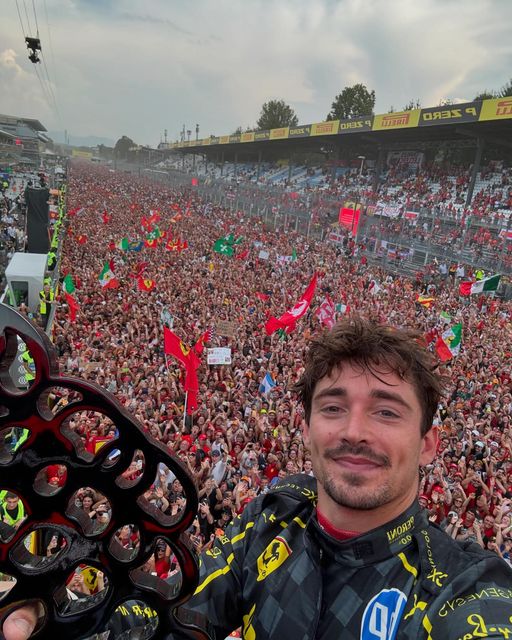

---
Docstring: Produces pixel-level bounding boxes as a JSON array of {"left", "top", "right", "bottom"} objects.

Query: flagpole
[{"left": 183, "top": 392, "right": 188, "bottom": 429}]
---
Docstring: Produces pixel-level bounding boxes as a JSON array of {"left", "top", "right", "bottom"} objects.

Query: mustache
[{"left": 325, "top": 444, "right": 391, "bottom": 468}]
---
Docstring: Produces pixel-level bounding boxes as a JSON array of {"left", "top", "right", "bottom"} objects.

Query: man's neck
[{"left": 316, "top": 487, "right": 419, "bottom": 533}]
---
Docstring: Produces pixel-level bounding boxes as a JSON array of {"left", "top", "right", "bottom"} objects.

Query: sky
[{"left": 1, "top": 0, "right": 511, "bottom": 147}]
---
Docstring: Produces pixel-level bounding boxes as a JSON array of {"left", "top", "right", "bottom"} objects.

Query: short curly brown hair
[{"left": 295, "top": 316, "right": 445, "bottom": 436}]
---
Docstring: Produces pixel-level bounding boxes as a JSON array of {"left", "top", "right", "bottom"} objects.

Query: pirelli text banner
[
  {"left": 479, "top": 97, "right": 512, "bottom": 121},
  {"left": 372, "top": 109, "right": 421, "bottom": 131}
]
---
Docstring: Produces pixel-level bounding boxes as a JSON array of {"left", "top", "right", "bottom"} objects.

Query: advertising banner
[
  {"left": 419, "top": 102, "right": 481, "bottom": 126},
  {"left": 338, "top": 116, "right": 373, "bottom": 133},
  {"left": 372, "top": 109, "right": 421, "bottom": 131},
  {"left": 229, "top": 134, "right": 241, "bottom": 144},
  {"left": 269, "top": 127, "right": 289, "bottom": 140},
  {"left": 254, "top": 130, "right": 270, "bottom": 141},
  {"left": 240, "top": 132, "right": 255, "bottom": 143},
  {"left": 310, "top": 121, "right": 339, "bottom": 136},
  {"left": 479, "top": 97, "right": 512, "bottom": 121},
  {"left": 219, "top": 136, "right": 230, "bottom": 144},
  {"left": 288, "top": 125, "right": 312, "bottom": 138}
]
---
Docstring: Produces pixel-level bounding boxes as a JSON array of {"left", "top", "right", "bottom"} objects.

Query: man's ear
[
  {"left": 419, "top": 426, "right": 438, "bottom": 467},
  {"left": 302, "top": 420, "right": 311, "bottom": 449}
]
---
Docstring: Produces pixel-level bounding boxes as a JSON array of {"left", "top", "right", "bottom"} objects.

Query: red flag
[
  {"left": 144, "top": 238, "right": 158, "bottom": 249},
  {"left": 255, "top": 292, "right": 270, "bottom": 301},
  {"left": 265, "top": 273, "right": 318, "bottom": 335},
  {"left": 137, "top": 277, "right": 156, "bottom": 292},
  {"left": 191, "top": 178, "right": 198, "bottom": 186},
  {"left": 77, "top": 234, "right": 88, "bottom": 245},
  {"left": 129, "top": 262, "right": 149, "bottom": 278},
  {"left": 164, "top": 328, "right": 201, "bottom": 413},
  {"left": 102, "top": 210, "right": 110, "bottom": 224},
  {"left": 194, "top": 328, "right": 214, "bottom": 355},
  {"left": 236, "top": 248, "right": 249, "bottom": 260},
  {"left": 64, "top": 293, "right": 79, "bottom": 322}
]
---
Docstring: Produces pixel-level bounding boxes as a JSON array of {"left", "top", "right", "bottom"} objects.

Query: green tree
[
  {"left": 500, "top": 78, "right": 512, "bottom": 97},
  {"left": 402, "top": 99, "right": 422, "bottom": 110},
  {"left": 326, "top": 83, "right": 375, "bottom": 120},
  {"left": 114, "top": 135, "right": 136, "bottom": 160},
  {"left": 256, "top": 100, "right": 298, "bottom": 130},
  {"left": 473, "top": 91, "right": 497, "bottom": 101}
]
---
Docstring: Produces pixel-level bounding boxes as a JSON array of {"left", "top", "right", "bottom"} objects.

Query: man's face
[{"left": 303, "top": 362, "right": 437, "bottom": 528}]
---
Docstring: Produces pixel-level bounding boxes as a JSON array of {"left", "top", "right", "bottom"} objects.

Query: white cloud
[{"left": 1, "top": 0, "right": 511, "bottom": 143}]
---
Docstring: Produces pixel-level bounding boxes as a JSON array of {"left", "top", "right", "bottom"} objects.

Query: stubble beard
[{"left": 318, "top": 466, "right": 394, "bottom": 510}]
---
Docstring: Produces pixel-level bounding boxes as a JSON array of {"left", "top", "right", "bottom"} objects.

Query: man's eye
[
  {"left": 322, "top": 405, "right": 341, "bottom": 414},
  {"left": 378, "top": 409, "right": 399, "bottom": 418}
]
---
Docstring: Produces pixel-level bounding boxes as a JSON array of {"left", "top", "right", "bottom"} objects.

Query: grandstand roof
[{"left": 167, "top": 97, "right": 512, "bottom": 156}]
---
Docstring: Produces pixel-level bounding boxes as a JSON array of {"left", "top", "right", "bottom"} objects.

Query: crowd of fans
[{"left": 2, "top": 159, "right": 511, "bottom": 612}]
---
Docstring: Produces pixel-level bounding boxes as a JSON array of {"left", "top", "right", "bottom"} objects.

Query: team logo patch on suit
[
  {"left": 256, "top": 536, "right": 292, "bottom": 582},
  {"left": 361, "top": 588, "right": 407, "bottom": 640}
]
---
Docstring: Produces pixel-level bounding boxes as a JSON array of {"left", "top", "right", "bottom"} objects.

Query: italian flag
[
  {"left": 435, "top": 323, "right": 462, "bottom": 362},
  {"left": 459, "top": 274, "right": 501, "bottom": 296},
  {"left": 116, "top": 238, "right": 130, "bottom": 251},
  {"left": 98, "top": 260, "right": 119, "bottom": 289},
  {"left": 62, "top": 273, "right": 76, "bottom": 294}
]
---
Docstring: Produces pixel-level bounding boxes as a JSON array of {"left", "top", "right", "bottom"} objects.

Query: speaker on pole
[{"left": 25, "top": 186, "right": 50, "bottom": 253}]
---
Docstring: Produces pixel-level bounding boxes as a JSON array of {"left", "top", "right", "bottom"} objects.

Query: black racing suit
[{"left": 183, "top": 474, "right": 512, "bottom": 639}]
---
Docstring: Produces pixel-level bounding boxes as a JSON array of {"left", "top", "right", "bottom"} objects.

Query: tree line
[{"left": 109, "top": 78, "right": 512, "bottom": 156}]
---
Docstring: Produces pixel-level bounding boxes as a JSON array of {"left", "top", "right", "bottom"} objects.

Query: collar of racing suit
[{"left": 304, "top": 500, "right": 428, "bottom": 568}]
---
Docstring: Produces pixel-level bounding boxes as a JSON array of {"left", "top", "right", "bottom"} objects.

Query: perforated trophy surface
[{"left": 0, "top": 304, "right": 208, "bottom": 639}]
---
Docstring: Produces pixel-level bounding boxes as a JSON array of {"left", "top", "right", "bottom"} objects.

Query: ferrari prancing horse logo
[{"left": 256, "top": 536, "right": 292, "bottom": 582}]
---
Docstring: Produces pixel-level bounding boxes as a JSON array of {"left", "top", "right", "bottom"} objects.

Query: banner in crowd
[
  {"left": 387, "top": 151, "right": 424, "bottom": 172},
  {"left": 374, "top": 203, "right": 401, "bottom": 218},
  {"left": 216, "top": 320, "right": 236, "bottom": 337},
  {"left": 339, "top": 203, "right": 361, "bottom": 234},
  {"left": 207, "top": 348, "right": 232, "bottom": 365}
]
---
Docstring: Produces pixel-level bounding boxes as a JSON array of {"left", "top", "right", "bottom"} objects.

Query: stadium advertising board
[
  {"left": 372, "top": 109, "right": 421, "bottom": 131},
  {"left": 254, "top": 130, "right": 270, "bottom": 141},
  {"left": 310, "top": 120, "right": 339, "bottom": 136},
  {"left": 72, "top": 149, "right": 93, "bottom": 159},
  {"left": 479, "top": 97, "right": 512, "bottom": 121},
  {"left": 288, "top": 125, "right": 312, "bottom": 138},
  {"left": 419, "top": 102, "right": 481, "bottom": 126},
  {"left": 338, "top": 116, "right": 373, "bottom": 133},
  {"left": 169, "top": 98, "right": 512, "bottom": 149},
  {"left": 269, "top": 127, "right": 289, "bottom": 140}
]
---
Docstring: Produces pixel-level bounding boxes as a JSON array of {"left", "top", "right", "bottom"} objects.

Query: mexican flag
[
  {"left": 459, "top": 274, "right": 501, "bottom": 296},
  {"left": 62, "top": 273, "right": 76, "bottom": 294},
  {"left": 116, "top": 238, "right": 130, "bottom": 251},
  {"left": 435, "top": 323, "right": 462, "bottom": 362},
  {"left": 98, "top": 260, "right": 119, "bottom": 289}
]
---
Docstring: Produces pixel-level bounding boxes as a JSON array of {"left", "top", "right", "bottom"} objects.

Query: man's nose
[{"left": 340, "top": 406, "right": 370, "bottom": 443}]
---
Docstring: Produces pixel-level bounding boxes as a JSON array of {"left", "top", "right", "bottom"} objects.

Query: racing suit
[{"left": 184, "top": 474, "right": 512, "bottom": 639}]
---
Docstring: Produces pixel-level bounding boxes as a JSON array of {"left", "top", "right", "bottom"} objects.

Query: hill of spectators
[{"left": 7, "top": 161, "right": 512, "bottom": 595}]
